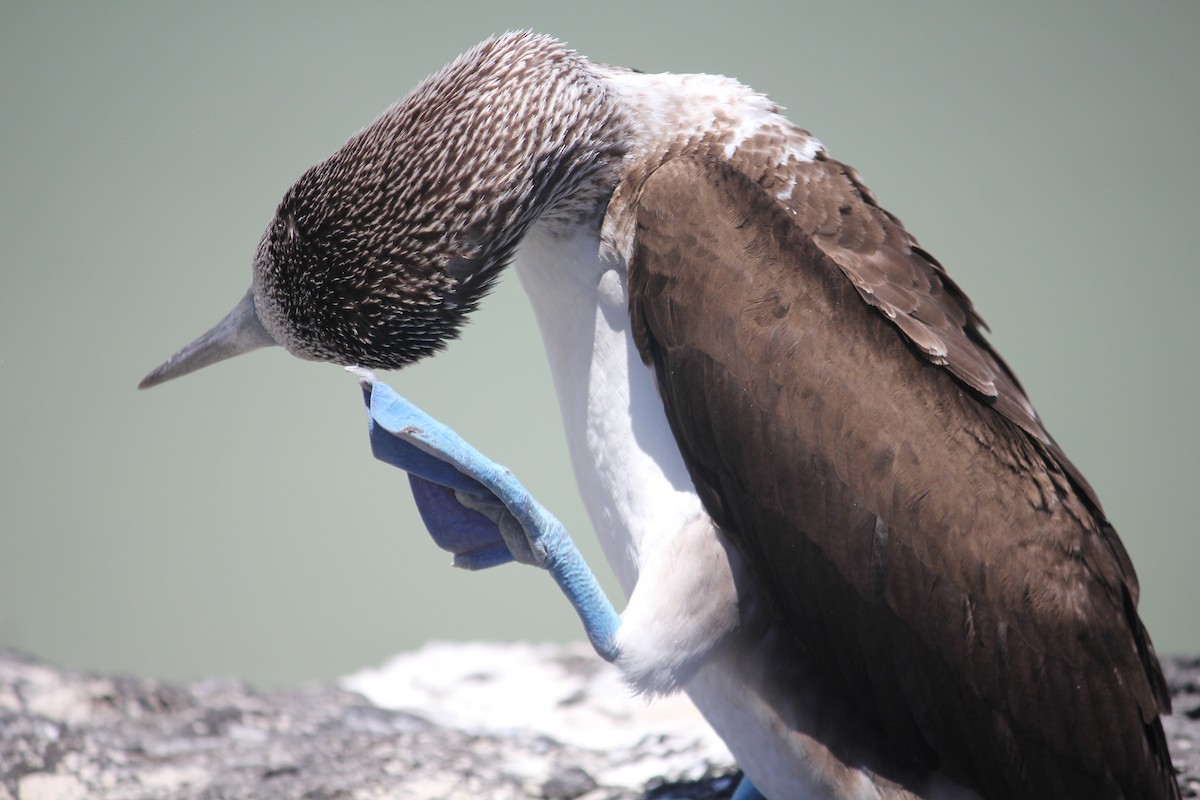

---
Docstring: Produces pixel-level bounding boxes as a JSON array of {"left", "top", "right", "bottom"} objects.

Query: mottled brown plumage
[{"left": 624, "top": 154, "right": 1175, "bottom": 799}]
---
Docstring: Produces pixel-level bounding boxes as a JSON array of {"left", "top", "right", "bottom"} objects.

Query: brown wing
[{"left": 623, "top": 154, "right": 1176, "bottom": 799}]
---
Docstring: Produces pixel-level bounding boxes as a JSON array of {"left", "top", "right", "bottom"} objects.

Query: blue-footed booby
[{"left": 139, "top": 33, "right": 1178, "bottom": 799}]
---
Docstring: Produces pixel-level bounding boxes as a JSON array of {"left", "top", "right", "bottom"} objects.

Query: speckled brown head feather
[{"left": 250, "top": 33, "right": 629, "bottom": 369}]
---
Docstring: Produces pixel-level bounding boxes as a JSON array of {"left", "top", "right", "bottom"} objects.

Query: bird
[{"left": 139, "top": 32, "right": 1178, "bottom": 800}]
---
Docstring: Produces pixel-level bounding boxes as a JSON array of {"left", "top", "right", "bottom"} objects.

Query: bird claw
[
  {"left": 454, "top": 489, "right": 548, "bottom": 567},
  {"left": 407, "top": 476, "right": 517, "bottom": 570}
]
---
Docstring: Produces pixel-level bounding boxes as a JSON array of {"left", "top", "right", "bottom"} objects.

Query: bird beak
[{"left": 138, "top": 288, "right": 277, "bottom": 389}]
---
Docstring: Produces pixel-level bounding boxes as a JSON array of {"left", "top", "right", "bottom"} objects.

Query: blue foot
[
  {"left": 731, "top": 774, "right": 767, "bottom": 800},
  {"left": 358, "top": 373, "right": 621, "bottom": 661}
]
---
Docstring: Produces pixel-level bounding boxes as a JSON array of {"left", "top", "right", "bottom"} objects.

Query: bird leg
[
  {"left": 359, "top": 373, "right": 773, "bottom": 800},
  {"left": 355, "top": 371, "right": 620, "bottom": 662}
]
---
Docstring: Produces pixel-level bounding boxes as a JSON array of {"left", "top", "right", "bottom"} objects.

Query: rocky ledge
[{"left": 1, "top": 643, "right": 1197, "bottom": 799}]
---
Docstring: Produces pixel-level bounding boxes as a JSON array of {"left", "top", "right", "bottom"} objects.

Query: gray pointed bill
[{"left": 138, "top": 288, "right": 277, "bottom": 390}]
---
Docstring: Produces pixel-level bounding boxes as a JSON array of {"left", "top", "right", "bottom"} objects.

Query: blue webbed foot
[
  {"left": 730, "top": 775, "right": 767, "bottom": 800},
  {"left": 356, "top": 371, "right": 620, "bottom": 660}
]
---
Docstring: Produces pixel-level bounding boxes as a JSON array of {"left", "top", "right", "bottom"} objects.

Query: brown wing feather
[{"left": 624, "top": 154, "right": 1176, "bottom": 799}]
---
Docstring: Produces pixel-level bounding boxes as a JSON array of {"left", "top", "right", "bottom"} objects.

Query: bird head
[{"left": 139, "top": 32, "right": 627, "bottom": 390}]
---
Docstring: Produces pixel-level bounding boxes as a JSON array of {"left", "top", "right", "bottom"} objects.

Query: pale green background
[{"left": 1, "top": 2, "right": 1196, "bottom": 686}]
